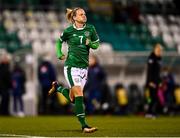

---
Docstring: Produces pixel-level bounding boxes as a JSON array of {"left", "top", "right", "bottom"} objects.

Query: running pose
[{"left": 48, "top": 7, "right": 99, "bottom": 133}]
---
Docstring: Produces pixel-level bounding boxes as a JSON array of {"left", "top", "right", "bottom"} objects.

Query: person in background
[
  {"left": 38, "top": 55, "right": 56, "bottom": 114},
  {"left": 128, "top": 83, "right": 143, "bottom": 114},
  {"left": 145, "top": 43, "right": 163, "bottom": 118},
  {"left": 174, "top": 84, "right": 180, "bottom": 114},
  {"left": 161, "top": 67, "right": 176, "bottom": 114},
  {"left": 11, "top": 62, "right": 26, "bottom": 117},
  {"left": 84, "top": 54, "right": 109, "bottom": 114},
  {"left": 114, "top": 83, "right": 128, "bottom": 115},
  {"left": 0, "top": 53, "right": 11, "bottom": 115}
]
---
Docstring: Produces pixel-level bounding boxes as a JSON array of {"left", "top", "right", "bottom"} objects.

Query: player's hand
[
  {"left": 86, "top": 39, "right": 90, "bottom": 45},
  {"left": 59, "top": 55, "right": 65, "bottom": 60}
]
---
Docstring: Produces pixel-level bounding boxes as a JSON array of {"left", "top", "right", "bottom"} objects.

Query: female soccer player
[{"left": 48, "top": 7, "right": 99, "bottom": 133}]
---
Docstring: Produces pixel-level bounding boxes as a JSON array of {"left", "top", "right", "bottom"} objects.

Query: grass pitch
[{"left": 0, "top": 115, "right": 180, "bottom": 137}]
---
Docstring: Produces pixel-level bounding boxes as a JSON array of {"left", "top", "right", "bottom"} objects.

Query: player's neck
[{"left": 74, "top": 22, "right": 85, "bottom": 28}]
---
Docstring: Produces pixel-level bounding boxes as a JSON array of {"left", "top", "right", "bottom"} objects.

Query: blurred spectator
[
  {"left": 101, "top": 78, "right": 112, "bottom": 114},
  {"left": 174, "top": 85, "right": 180, "bottom": 114},
  {"left": 145, "top": 43, "right": 163, "bottom": 118},
  {"left": 11, "top": 62, "right": 26, "bottom": 117},
  {"left": 85, "top": 55, "right": 111, "bottom": 114},
  {"left": 161, "top": 67, "right": 176, "bottom": 114},
  {"left": 156, "top": 78, "right": 166, "bottom": 113},
  {"left": 114, "top": 83, "right": 128, "bottom": 115},
  {"left": 128, "top": 83, "right": 143, "bottom": 114},
  {"left": 38, "top": 55, "right": 56, "bottom": 114},
  {"left": 0, "top": 53, "right": 11, "bottom": 115}
]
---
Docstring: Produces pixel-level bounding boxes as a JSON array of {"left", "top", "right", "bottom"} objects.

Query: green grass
[{"left": 0, "top": 116, "right": 180, "bottom": 137}]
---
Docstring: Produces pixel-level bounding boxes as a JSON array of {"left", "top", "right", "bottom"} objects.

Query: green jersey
[{"left": 59, "top": 24, "right": 99, "bottom": 68}]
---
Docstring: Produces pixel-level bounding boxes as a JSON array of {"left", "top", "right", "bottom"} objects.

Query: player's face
[
  {"left": 154, "top": 44, "right": 163, "bottom": 57},
  {"left": 74, "top": 9, "right": 87, "bottom": 24}
]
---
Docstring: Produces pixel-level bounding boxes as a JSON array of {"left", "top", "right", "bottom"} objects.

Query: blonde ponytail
[
  {"left": 66, "top": 7, "right": 82, "bottom": 24},
  {"left": 66, "top": 8, "right": 73, "bottom": 23}
]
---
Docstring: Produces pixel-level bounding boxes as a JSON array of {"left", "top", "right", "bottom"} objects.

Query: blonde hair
[
  {"left": 154, "top": 43, "right": 163, "bottom": 51},
  {"left": 66, "top": 7, "right": 82, "bottom": 23}
]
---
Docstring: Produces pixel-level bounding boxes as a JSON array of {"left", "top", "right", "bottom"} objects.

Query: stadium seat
[
  {"left": 32, "top": 40, "right": 43, "bottom": 55},
  {"left": 162, "top": 33, "right": 175, "bottom": 48},
  {"left": 39, "top": 30, "right": 51, "bottom": 42},
  {"left": 159, "top": 24, "right": 169, "bottom": 34},
  {"left": 7, "top": 41, "right": 21, "bottom": 53},
  {"left": 43, "top": 40, "right": 55, "bottom": 53},
  {"left": 26, "top": 19, "right": 38, "bottom": 30},
  {"left": 1, "top": 9, "right": 178, "bottom": 53},
  {"left": 0, "top": 32, "right": 6, "bottom": 41},
  {"left": 29, "top": 29, "right": 40, "bottom": 42},
  {"left": 4, "top": 19, "right": 16, "bottom": 32},
  {"left": 155, "top": 15, "right": 164, "bottom": 25},
  {"left": 146, "top": 14, "right": 156, "bottom": 24},
  {"left": 18, "top": 29, "right": 29, "bottom": 43},
  {"left": 2, "top": 10, "right": 12, "bottom": 19},
  {"left": 148, "top": 23, "right": 159, "bottom": 37},
  {"left": 173, "top": 33, "right": 180, "bottom": 45},
  {"left": 0, "top": 42, "right": 6, "bottom": 49},
  {"left": 51, "top": 29, "right": 61, "bottom": 41},
  {"left": 47, "top": 11, "right": 58, "bottom": 22},
  {"left": 169, "top": 24, "right": 179, "bottom": 34}
]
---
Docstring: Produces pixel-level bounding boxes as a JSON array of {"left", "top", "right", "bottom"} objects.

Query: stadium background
[{"left": 0, "top": 0, "right": 180, "bottom": 116}]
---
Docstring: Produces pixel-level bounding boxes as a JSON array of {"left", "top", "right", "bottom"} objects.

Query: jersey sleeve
[
  {"left": 59, "top": 29, "right": 68, "bottom": 42},
  {"left": 91, "top": 25, "right": 99, "bottom": 43}
]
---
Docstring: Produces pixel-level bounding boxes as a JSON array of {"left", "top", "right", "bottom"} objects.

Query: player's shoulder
[
  {"left": 64, "top": 25, "right": 74, "bottom": 32},
  {"left": 86, "top": 24, "right": 96, "bottom": 29}
]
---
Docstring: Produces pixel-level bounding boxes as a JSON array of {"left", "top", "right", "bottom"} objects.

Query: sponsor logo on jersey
[
  {"left": 73, "top": 34, "right": 77, "bottom": 37},
  {"left": 84, "top": 31, "right": 90, "bottom": 37}
]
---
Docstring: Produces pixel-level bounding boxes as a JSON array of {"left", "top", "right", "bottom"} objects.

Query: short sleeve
[
  {"left": 59, "top": 29, "right": 68, "bottom": 42},
  {"left": 91, "top": 25, "right": 99, "bottom": 43}
]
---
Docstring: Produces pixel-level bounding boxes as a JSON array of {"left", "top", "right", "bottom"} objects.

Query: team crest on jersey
[
  {"left": 74, "top": 78, "right": 80, "bottom": 83},
  {"left": 84, "top": 31, "right": 90, "bottom": 37}
]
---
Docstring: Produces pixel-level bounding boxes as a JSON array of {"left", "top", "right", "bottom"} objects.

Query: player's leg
[
  {"left": 146, "top": 87, "right": 157, "bottom": 119},
  {"left": 73, "top": 68, "right": 97, "bottom": 133},
  {"left": 49, "top": 67, "right": 97, "bottom": 132},
  {"left": 48, "top": 67, "right": 74, "bottom": 103},
  {"left": 72, "top": 85, "right": 97, "bottom": 133},
  {"left": 71, "top": 86, "right": 87, "bottom": 127},
  {"left": 64, "top": 67, "right": 88, "bottom": 128},
  {"left": 48, "top": 81, "right": 73, "bottom": 102}
]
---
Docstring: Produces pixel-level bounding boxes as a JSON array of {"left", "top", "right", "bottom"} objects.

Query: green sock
[
  {"left": 75, "top": 96, "right": 87, "bottom": 128},
  {"left": 57, "top": 86, "right": 71, "bottom": 102}
]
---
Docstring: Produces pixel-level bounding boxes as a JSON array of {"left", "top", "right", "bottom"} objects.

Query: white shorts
[{"left": 64, "top": 66, "right": 88, "bottom": 90}]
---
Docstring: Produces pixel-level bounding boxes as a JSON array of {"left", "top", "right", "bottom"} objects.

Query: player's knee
[{"left": 71, "top": 86, "right": 83, "bottom": 97}]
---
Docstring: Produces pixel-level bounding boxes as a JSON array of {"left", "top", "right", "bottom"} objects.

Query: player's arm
[
  {"left": 88, "top": 25, "right": 100, "bottom": 49},
  {"left": 86, "top": 39, "right": 99, "bottom": 49},
  {"left": 56, "top": 39, "right": 65, "bottom": 60},
  {"left": 147, "top": 58, "right": 156, "bottom": 88},
  {"left": 56, "top": 30, "right": 68, "bottom": 60}
]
